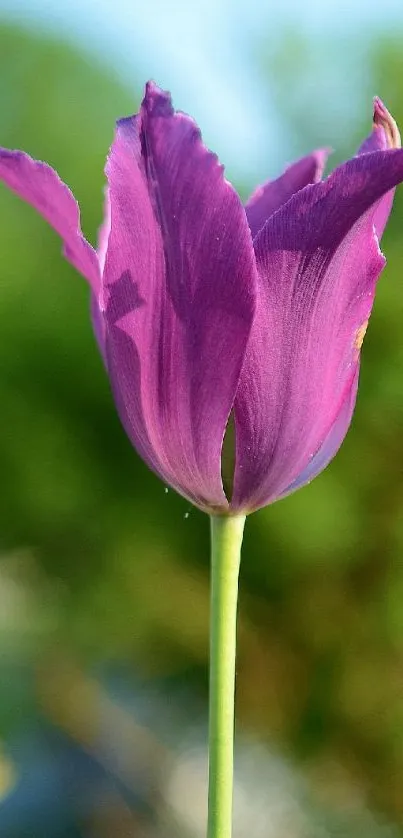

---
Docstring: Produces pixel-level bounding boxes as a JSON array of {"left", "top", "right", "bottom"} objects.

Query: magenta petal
[
  {"left": 101, "top": 82, "right": 257, "bottom": 511},
  {"left": 97, "top": 186, "right": 111, "bottom": 275},
  {"left": 232, "top": 148, "right": 403, "bottom": 513},
  {"left": 279, "top": 369, "right": 359, "bottom": 498},
  {"left": 357, "top": 98, "right": 401, "bottom": 240},
  {"left": 91, "top": 292, "right": 107, "bottom": 366},
  {"left": 245, "top": 150, "right": 328, "bottom": 239},
  {"left": 0, "top": 149, "right": 100, "bottom": 291}
]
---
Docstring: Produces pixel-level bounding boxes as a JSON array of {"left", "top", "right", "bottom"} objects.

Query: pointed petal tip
[
  {"left": 114, "top": 81, "right": 173, "bottom": 141},
  {"left": 0, "top": 146, "right": 100, "bottom": 292},
  {"left": 283, "top": 147, "right": 331, "bottom": 181},
  {"left": 112, "top": 80, "right": 229, "bottom": 196},
  {"left": 281, "top": 147, "right": 331, "bottom": 178},
  {"left": 313, "top": 146, "right": 332, "bottom": 173},
  {"left": 373, "top": 96, "right": 401, "bottom": 149},
  {"left": 142, "top": 80, "right": 174, "bottom": 118},
  {"left": 245, "top": 147, "right": 331, "bottom": 240},
  {"left": 141, "top": 79, "right": 230, "bottom": 189}
]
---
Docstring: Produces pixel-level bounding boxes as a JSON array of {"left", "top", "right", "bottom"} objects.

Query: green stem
[{"left": 207, "top": 513, "right": 246, "bottom": 838}]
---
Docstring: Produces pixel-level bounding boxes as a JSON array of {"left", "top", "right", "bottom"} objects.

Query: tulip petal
[
  {"left": 232, "top": 148, "right": 403, "bottom": 512},
  {"left": 279, "top": 369, "right": 359, "bottom": 498},
  {"left": 279, "top": 100, "right": 401, "bottom": 500},
  {"left": 245, "top": 150, "right": 328, "bottom": 239},
  {"left": 101, "top": 82, "right": 257, "bottom": 511},
  {"left": 0, "top": 149, "right": 100, "bottom": 292},
  {"left": 357, "top": 98, "right": 401, "bottom": 240},
  {"left": 97, "top": 186, "right": 111, "bottom": 275}
]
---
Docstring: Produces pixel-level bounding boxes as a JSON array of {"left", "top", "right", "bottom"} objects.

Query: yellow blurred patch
[
  {"left": 354, "top": 320, "right": 368, "bottom": 352},
  {"left": 0, "top": 745, "right": 17, "bottom": 801}
]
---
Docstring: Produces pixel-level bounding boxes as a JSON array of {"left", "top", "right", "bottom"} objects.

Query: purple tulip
[{"left": 0, "top": 86, "right": 402, "bottom": 514}]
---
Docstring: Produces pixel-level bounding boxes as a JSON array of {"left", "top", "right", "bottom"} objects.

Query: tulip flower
[
  {"left": 0, "top": 85, "right": 402, "bottom": 838},
  {"left": 0, "top": 87, "right": 401, "bottom": 515}
]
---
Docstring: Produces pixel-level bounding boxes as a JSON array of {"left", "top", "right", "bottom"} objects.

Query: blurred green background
[{"left": 1, "top": 8, "right": 403, "bottom": 837}]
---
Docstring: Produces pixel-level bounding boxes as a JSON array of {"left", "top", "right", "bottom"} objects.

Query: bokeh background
[{"left": 1, "top": 1, "right": 403, "bottom": 835}]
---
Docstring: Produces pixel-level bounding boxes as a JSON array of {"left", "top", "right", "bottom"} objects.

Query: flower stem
[{"left": 207, "top": 513, "right": 246, "bottom": 838}]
